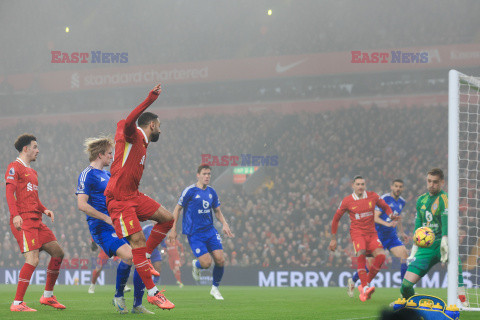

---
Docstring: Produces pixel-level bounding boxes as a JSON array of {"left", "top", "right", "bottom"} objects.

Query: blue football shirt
[
  {"left": 375, "top": 193, "right": 406, "bottom": 236},
  {"left": 76, "top": 166, "right": 112, "bottom": 236},
  {"left": 178, "top": 184, "right": 220, "bottom": 235}
]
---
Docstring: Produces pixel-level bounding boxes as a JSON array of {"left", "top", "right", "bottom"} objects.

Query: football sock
[
  {"left": 153, "top": 274, "right": 160, "bottom": 284},
  {"left": 133, "top": 270, "right": 145, "bottom": 308},
  {"left": 212, "top": 265, "right": 224, "bottom": 287},
  {"left": 400, "top": 278, "right": 415, "bottom": 299},
  {"left": 45, "top": 257, "right": 62, "bottom": 292},
  {"left": 400, "top": 262, "right": 408, "bottom": 281},
  {"left": 352, "top": 266, "right": 369, "bottom": 283},
  {"left": 132, "top": 247, "right": 155, "bottom": 290},
  {"left": 146, "top": 220, "right": 173, "bottom": 254},
  {"left": 115, "top": 261, "right": 131, "bottom": 298},
  {"left": 356, "top": 254, "right": 368, "bottom": 287},
  {"left": 195, "top": 260, "right": 202, "bottom": 269},
  {"left": 367, "top": 254, "right": 385, "bottom": 283},
  {"left": 15, "top": 263, "right": 36, "bottom": 301},
  {"left": 174, "top": 269, "right": 182, "bottom": 282}
]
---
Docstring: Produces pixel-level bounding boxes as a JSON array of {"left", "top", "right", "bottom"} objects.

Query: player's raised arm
[{"left": 124, "top": 83, "right": 162, "bottom": 142}]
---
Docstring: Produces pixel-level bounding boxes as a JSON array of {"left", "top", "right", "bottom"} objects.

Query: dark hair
[
  {"left": 428, "top": 168, "right": 444, "bottom": 180},
  {"left": 138, "top": 112, "right": 159, "bottom": 127},
  {"left": 392, "top": 179, "right": 404, "bottom": 184},
  {"left": 14, "top": 134, "right": 36, "bottom": 152},
  {"left": 353, "top": 175, "right": 364, "bottom": 182},
  {"left": 197, "top": 164, "right": 211, "bottom": 174}
]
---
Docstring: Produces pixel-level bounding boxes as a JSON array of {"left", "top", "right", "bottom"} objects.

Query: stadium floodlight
[{"left": 448, "top": 69, "right": 480, "bottom": 311}]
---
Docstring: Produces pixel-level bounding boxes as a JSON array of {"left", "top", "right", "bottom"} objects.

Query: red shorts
[
  {"left": 351, "top": 233, "right": 383, "bottom": 255},
  {"left": 106, "top": 192, "right": 161, "bottom": 239},
  {"left": 10, "top": 218, "right": 57, "bottom": 253},
  {"left": 169, "top": 256, "right": 181, "bottom": 270}
]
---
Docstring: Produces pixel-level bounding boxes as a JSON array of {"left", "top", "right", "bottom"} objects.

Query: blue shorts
[
  {"left": 150, "top": 248, "right": 162, "bottom": 262},
  {"left": 92, "top": 228, "right": 129, "bottom": 258},
  {"left": 187, "top": 227, "right": 223, "bottom": 258},
  {"left": 378, "top": 232, "right": 404, "bottom": 251}
]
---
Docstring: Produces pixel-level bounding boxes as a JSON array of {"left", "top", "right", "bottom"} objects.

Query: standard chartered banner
[{"left": 0, "top": 265, "right": 475, "bottom": 288}]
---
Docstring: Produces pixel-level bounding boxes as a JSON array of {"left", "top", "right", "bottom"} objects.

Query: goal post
[{"left": 448, "top": 69, "right": 480, "bottom": 310}]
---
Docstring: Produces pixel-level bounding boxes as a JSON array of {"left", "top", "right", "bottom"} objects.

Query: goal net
[{"left": 448, "top": 70, "right": 480, "bottom": 311}]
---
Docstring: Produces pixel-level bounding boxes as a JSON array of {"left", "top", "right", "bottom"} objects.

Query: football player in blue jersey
[
  {"left": 169, "top": 164, "right": 234, "bottom": 300},
  {"left": 76, "top": 136, "right": 153, "bottom": 314},
  {"left": 347, "top": 179, "right": 409, "bottom": 298}
]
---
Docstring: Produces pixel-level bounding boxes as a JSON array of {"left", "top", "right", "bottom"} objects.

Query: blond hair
[{"left": 84, "top": 136, "right": 114, "bottom": 162}]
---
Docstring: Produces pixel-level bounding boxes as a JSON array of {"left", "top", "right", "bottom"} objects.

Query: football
[{"left": 414, "top": 226, "right": 435, "bottom": 248}]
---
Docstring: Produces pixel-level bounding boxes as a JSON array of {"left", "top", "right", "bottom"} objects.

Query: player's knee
[
  {"left": 375, "top": 253, "right": 386, "bottom": 266},
  {"left": 26, "top": 256, "right": 40, "bottom": 267},
  {"left": 201, "top": 260, "right": 212, "bottom": 269}
]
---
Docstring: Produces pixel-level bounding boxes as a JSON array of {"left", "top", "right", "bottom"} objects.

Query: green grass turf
[{"left": 0, "top": 285, "right": 477, "bottom": 320}]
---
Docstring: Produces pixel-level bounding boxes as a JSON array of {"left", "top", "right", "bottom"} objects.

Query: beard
[{"left": 150, "top": 132, "right": 160, "bottom": 142}]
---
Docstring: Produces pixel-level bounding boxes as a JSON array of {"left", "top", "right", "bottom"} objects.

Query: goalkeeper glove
[
  {"left": 407, "top": 244, "right": 418, "bottom": 266},
  {"left": 440, "top": 236, "right": 448, "bottom": 263}
]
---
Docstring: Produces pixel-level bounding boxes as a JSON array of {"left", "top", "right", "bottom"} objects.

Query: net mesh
[{"left": 457, "top": 73, "right": 480, "bottom": 309}]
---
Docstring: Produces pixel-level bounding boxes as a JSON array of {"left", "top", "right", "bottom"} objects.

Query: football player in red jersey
[
  {"left": 104, "top": 83, "right": 174, "bottom": 310},
  {"left": 329, "top": 175, "right": 396, "bottom": 302},
  {"left": 5, "top": 134, "right": 66, "bottom": 312},
  {"left": 165, "top": 238, "right": 185, "bottom": 287}
]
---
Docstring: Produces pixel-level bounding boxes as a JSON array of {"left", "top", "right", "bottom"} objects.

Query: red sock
[
  {"left": 174, "top": 269, "right": 181, "bottom": 282},
  {"left": 132, "top": 247, "right": 155, "bottom": 290},
  {"left": 92, "top": 269, "right": 99, "bottom": 284},
  {"left": 15, "top": 263, "right": 36, "bottom": 301},
  {"left": 146, "top": 220, "right": 173, "bottom": 254},
  {"left": 367, "top": 254, "right": 385, "bottom": 283},
  {"left": 357, "top": 254, "right": 368, "bottom": 287},
  {"left": 45, "top": 257, "right": 62, "bottom": 291}
]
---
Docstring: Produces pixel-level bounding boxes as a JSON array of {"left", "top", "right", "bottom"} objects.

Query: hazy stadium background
[{"left": 1, "top": 0, "right": 479, "bottom": 292}]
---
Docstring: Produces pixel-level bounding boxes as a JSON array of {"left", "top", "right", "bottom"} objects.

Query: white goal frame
[{"left": 448, "top": 69, "right": 480, "bottom": 311}]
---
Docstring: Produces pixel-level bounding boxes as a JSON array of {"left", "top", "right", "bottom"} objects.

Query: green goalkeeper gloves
[{"left": 440, "top": 236, "right": 448, "bottom": 263}]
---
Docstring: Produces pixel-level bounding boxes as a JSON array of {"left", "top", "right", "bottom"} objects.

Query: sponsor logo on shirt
[
  {"left": 26, "top": 182, "right": 38, "bottom": 192},
  {"left": 354, "top": 211, "right": 373, "bottom": 219},
  {"left": 195, "top": 195, "right": 200, "bottom": 199},
  {"left": 203, "top": 200, "right": 209, "bottom": 209}
]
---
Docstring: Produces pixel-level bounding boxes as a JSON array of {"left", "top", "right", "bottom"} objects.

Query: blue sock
[
  {"left": 352, "top": 272, "right": 359, "bottom": 283},
  {"left": 400, "top": 263, "right": 408, "bottom": 281},
  {"left": 195, "top": 260, "right": 202, "bottom": 269},
  {"left": 133, "top": 270, "right": 145, "bottom": 307},
  {"left": 212, "top": 265, "right": 224, "bottom": 287},
  {"left": 153, "top": 275, "right": 160, "bottom": 284},
  {"left": 115, "top": 261, "right": 131, "bottom": 298}
]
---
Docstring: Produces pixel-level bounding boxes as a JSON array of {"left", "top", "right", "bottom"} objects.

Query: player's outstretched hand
[
  {"left": 328, "top": 239, "right": 337, "bottom": 251},
  {"left": 44, "top": 210, "right": 55, "bottom": 222},
  {"left": 223, "top": 224, "right": 234, "bottom": 238},
  {"left": 152, "top": 83, "right": 162, "bottom": 95},
  {"left": 13, "top": 215, "right": 23, "bottom": 231}
]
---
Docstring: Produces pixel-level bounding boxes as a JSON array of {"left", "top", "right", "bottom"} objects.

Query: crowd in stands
[
  {"left": 2, "top": 0, "right": 480, "bottom": 75},
  {"left": 4, "top": 103, "right": 476, "bottom": 275}
]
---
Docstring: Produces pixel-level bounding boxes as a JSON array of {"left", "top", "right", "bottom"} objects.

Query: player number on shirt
[
  {"left": 140, "top": 155, "right": 145, "bottom": 166},
  {"left": 425, "top": 210, "right": 433, "bottom": 223}
]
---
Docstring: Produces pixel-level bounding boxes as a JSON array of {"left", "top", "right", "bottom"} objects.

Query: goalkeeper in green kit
[{"left": 400, "top": 168, "right": 468, "bottom": 307}]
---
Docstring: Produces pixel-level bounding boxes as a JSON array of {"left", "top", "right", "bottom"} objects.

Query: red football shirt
[
  {"left": 105, "top": 90, "right": 159, "bottom": 200},
  {"left": 166, "top": 239, "right": 183, "bottom": 260},
  {"left": 5, "top": 158, "right": 46, "bottom": 219},
  {"left": 331, "top": 191, "right": 392, "bottom": 237}
]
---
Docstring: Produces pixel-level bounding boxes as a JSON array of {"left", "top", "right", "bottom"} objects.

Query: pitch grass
[{"left": 0, "top": 285, "right": 477, "bottom": 320}]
